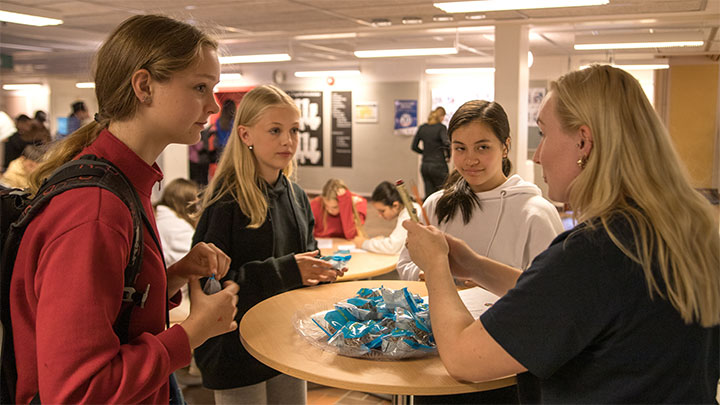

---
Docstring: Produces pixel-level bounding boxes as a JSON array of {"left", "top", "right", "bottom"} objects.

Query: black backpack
[{"left": 0, "top": 154, "right": 157, "bottom": 404}]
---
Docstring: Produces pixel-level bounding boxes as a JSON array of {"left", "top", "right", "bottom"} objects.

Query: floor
[{"left": 181, "top": 206, "right": 396, "bottom": 404}]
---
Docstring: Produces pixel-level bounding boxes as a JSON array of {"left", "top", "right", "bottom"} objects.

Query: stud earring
[
  {"left": 577, "top": 156, "right": 588, "bottom": 169},
  {"left": 248, "top": 145, "right": 254, "bottom": 150}
]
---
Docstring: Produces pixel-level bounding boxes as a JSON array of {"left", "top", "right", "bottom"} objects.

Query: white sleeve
[
  {"left": 522, "top": 197, "right": 565, "bottom": 269},
  {"left": 361, "top": 210, "right": 409, "bottom": 254}
]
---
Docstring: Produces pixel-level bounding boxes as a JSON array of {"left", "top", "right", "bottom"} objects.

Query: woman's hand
[
  {"left": 181, "top": 278, "right": 239, "bottom": 349},
  {"left": 445, "top": 233, "right": 484, "bottom": 281},
  {"left": 295, "top": 250, "right": 347, "bottom": 285},
  {"left": 402, "top": 220, "right": 449, "bottom": 275},
  {"left": 169, "top": 242, "right": 231, "bottom": 280}
]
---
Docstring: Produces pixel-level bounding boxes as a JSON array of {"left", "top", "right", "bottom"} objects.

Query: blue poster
[{"left": 393, "top": 99, "right": 417, "bottom": 136}]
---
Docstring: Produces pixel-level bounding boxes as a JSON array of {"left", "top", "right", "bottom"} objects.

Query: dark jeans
[{"left": 421, "top": 161, "right": 449, "bottom": 199}]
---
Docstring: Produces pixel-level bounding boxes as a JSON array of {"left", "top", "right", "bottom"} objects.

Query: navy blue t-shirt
[{"left": 481, "top": 220, "right": 719, "bottom": 403}]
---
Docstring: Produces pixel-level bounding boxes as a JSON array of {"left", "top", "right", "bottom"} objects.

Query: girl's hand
[
  {"left": 402, "top": 220, "right": 449, "bottom": 274},
  {"left": 295, "top": 250, "right": 346, "bottom": 285},
  {"left": 353, "top": 235, "right": 366, "bottom": 248},
  {"left": 170, "top": 242, "right": 230, "bottom": 281},
  {"left": 181, "top": 278, "right": 239, "bottom": 349}
]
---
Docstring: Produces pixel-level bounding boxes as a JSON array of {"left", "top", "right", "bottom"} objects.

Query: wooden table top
[
  {"left": 318, "top": 238, "right": 398, "bottom": 281},
  {"left": 239, "top": 280, "right": 516, "bottom": 395}
]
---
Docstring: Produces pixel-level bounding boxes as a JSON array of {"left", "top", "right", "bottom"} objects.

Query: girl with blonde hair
[
  {"left": 193, "top": 84, "right": 344, "bottom": 404},
  {"left": 9, "top": 14, "right": 238, "bottom": 404},
  {"left": 403, "top": 65, "right": 719, "bottom": 402},
  {"left": 311, "top": 178, "right": 367, "bottom": 239}
]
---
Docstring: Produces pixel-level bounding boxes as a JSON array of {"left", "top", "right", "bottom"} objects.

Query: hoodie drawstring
[{"left": 485, "top": 190, "right": 506, "bottom": 256}]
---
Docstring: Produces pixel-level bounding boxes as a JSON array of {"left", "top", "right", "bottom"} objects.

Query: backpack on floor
[{"left": 0, "top": 154, "right": 155, "bottom": 404}]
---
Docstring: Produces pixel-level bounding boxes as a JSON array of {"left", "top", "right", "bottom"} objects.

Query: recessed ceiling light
[
  {"left": 294, "top": 70, "right": 361, "bottom": 77},
  {"left": 402, "top": 17, "right": 423, "bottom": 25},
  {"left": 574, "top": 41, "right": 703, "bottom": 50},
  {"left": 371, "top": 18, "right": 392, "bottom": 27},
  {"left": 434, "top": 0, "right": 609, "bottom": 13},
  {"left": 219, "top": 53, "right": 291, "bottom": 64},
  {"left": 75, "top": 82, "right": 95, "bottom": 89},
  {"left": 425, "top": 67, "right": 495, "bottom": 74},
  {"left": 2, "top": 83, "right": 44, "bottom": 90},
  {"left": 355, "top": 47, "right": 458, "bottom": 58},
  {"left": 0, "top": 10, "right": 62, "bottom": 26},
  {"left": 464, "top": 13, "right": 486, "bottom": 20},
  {"left": 432, "top": 15, "right": 454, "bottom": 22}
]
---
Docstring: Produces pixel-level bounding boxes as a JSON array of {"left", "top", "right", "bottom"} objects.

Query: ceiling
[{"left": 1, "top": 0, "right": 719, "bottom": 78}]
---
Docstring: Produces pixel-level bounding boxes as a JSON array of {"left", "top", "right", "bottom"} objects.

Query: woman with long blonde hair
[
  {"left": 403, "top": 65, "right": 719, "bottom": 402},
  {"left": 9, "top": 14, "right": 238, "bottom": 404},
  {"left": 193, "top": 84, "right": 344, "bottom": 404}
]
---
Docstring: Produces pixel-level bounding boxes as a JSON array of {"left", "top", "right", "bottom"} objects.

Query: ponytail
[
  {"left": 502, "top": 156, "right": 513, "bottom": 177},
  {"left": 434, "top": 170, "right": 482, "bottom": 225},
  {"left": 27, "top": 120, "right": 106, "bottom": 196}
]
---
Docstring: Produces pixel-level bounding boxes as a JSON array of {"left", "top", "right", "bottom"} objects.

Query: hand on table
[
  {"left": 295, "top": 250, "right": 347, "bottom": 285},
  {"left": 353, "top": 235, "right": 366, "bottom": 248}
]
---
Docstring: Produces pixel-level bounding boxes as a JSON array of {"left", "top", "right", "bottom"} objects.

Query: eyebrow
[
  {"left": 194, "top": 73, "right": 218, "bottom": 81},
  {"left": 452, "top": 139, "right": 491, "bottom": 144}
]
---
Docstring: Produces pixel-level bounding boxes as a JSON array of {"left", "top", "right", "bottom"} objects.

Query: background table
[
  {"left": 318, "top": 238, "right": 398, "bottom": 281},
  {"left": 240, "top": 280, "right": 515, "bottom": 398}
]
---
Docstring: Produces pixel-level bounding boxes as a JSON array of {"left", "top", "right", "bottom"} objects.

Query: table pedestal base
[{"left": 393, "top": 394, "right": 414, "bottom": 405}]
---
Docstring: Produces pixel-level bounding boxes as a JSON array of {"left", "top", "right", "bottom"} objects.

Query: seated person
[
  {"left": 311, "top": 178, "right": 367, "bottom": 239},
  {"left": 353, "top": 181, "right": 422, "bottom": 255}
]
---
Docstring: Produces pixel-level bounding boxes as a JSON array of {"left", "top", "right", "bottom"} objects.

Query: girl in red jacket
[
  {"left": 10, "top": 14, "right": 239, "bottom": 404},
  {"left": 310, "top": 178, "right": 367, "bottom": 239}
]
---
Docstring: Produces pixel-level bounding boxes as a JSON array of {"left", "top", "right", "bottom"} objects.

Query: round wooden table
[
  {"left": 239, "top": 280, "right": 516, "bottom": 401},
  {"left": 318, "top": 238, "right": 399, "bottom": 281}
]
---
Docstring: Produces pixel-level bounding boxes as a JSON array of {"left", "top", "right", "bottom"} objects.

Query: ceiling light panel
[
  {"left": 434, "top": 0, "right": 608, "bottom": 13},
  {"left": 219, "top": 53, "right": 291, "bottom": 64},
  {"left": 0, "top": 10, "right": 62, "bottom": 26},
  {"left": 354, "top": 47, "right": 458, "bottom": 58}
]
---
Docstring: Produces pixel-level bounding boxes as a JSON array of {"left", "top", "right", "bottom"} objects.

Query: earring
[
  {"left": 248, "top": 145, "right": 254, "bottom": 150},
  {"left": 577, "top": 156, "right": 588, "bottom": 169}
]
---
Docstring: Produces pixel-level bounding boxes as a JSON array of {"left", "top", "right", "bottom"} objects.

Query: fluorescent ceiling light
[
  {"left": 0, "top": 43, "right": 53, "bottom": 52},
  {"left": 220, "top": 73, "right": 242, "bottom": 80},
  {"left": 425, "top": 67, "right": 495, "bottom": 74},
  {"left": 434, "top": 0, "right": 608, "bottom": 13},
  {"left": 580, "top": 63, "right": 669, "bottom": 70},
  {"left": 575, "top": 41, "right": 702, "bottom": 50},
  {"left": 75, "top": 82, "right": 95, "bottom": 88},
  {"left": 2, "top": 84, "right": 43, "bottom": 90},
  {"left": 219, "top": 53, "right": 291, "bottom": 64},
  {"left": 355, "top": 47, "right": 457, "bottom": 58},
  {"left": 433, "top": 15, "right": 454, "bottom": 22},
  {"left": 0, "top": 10, "right": 62, "bottom": 26},
  {"left": 294, "top": 32, "right": 357, "bottom": 40},
  {"left": 483, "top": 33, "right": 543, "bottom": 41},
  {"left": 294, "top": 70, "right": 361, "bottom": 77}
]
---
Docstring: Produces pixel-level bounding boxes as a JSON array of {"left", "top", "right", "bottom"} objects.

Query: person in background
[
  {"left": 0, "top": 144, "right": 46, "bottom": 189},
  {"left": 193, "top": 84, "right": 344, "bottom": 405},
  {"left": 353, "top": 181, "right": 422, "bottom": 255},
  {"left": 411, "top": 106, "right": 449, "bottom": 199},
  {"left": 399, "top": 99, "right": 563, "bottom": 404},
  {"left": 155, "top": 178, "right": 200, "bottom": 267},
  {"left": 205, "top": 99, "right": 236, "bottom": 180},
  {"left": 11, "top": 14, "right": 239, "bottom": 404},
  {"left": 311, "top": 178, "right": 367, "bottom": 240},
  {"left": 34, "top": 110, "right": 48, "bottom": 129},
  {"left": 66, "top": 101, "right": 90, "bottom": 136},
  {"left": 403, "top": 65, "right": 720, "bottom": 402},
  {"left": 4, "top": 116, "right": 50, "bottom": 171}
]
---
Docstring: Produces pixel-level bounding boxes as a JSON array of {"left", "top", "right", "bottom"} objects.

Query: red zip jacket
[
  {"left": 10, "top": 129, "right": 191, "bottom": 404},
  {"left": 310, "top": 191, "right": 367, "bottom": 239}
]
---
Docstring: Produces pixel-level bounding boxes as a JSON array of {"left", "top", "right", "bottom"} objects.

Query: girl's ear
[
  {"left": 131, "top": 69, "right": 152, "bottom": 104},
  {"left": 237, "top": 125, "right": 252, "bottom": 146},
  {"left": 392, "top": 201, "right": 401, "bottom": 210}
]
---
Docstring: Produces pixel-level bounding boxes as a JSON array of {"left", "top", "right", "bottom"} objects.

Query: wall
[{"left": 667, "top": 60, "right": 719, "bottom": 189}]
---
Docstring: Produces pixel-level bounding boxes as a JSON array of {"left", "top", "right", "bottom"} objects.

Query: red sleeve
[
  {"left": 354, "top": 194, "right": 367, "bottom": 224},
  {"left": 33, "top": 221, "right": 189, "bottom": 404},
  {"left": 310, "top": 196, "right": 325, "bottom": 237},
  {"left": 336, "top": 192, "right": 367, "bottom": 239}
]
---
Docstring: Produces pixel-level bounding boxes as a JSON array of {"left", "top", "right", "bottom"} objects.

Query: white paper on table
[
  {"left": 423, "top": 287, "right": 500, "bottom": 320},
  {"left": 336, "top": 244, "right": 355, "bottom": 251},
  {"left": 316, "top": 238, "right": 333, "bottom": 249}
]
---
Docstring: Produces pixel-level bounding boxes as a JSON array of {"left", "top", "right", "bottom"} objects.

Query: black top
[
  {"left": 3, "top": 132, "right": 31, "bottom": 170},
  {"left": 411, "top": 123, "right": 449, "bottom": 163},
  {"left": 481, "top": 218, "right": 719, "bottom": 403},
  {"left": 192, "top": 174, "right": 317, "bottom": 389}
]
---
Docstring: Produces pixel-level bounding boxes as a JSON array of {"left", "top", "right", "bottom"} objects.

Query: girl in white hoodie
[
  {"left": 397, "top": 100, "right": 563, "bottom": 281},
  {"left": 353, "top": 180, "right": 423, "bottom": 254}
]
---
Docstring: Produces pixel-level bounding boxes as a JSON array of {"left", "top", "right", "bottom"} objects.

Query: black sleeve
[
  {"left": 440, "top": 125, "right": 450, "bottom": 159},
  {"left": 193, "top": 196, "right": 303, "bottom": 299},
  {"left": 479, "top": 231, "right": 623, "bottom": 378},
  {"left": 411, "top": 126, "right": 423, "bottom": 154},
  {"left": 300, "top": 189, "right": 318, "bottom": 252}
]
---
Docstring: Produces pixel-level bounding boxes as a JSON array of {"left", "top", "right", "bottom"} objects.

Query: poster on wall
[
  {"left": 331, "top": 91, "right": 352, "bottom": 167},
  {"left": 394, "top": 99, "right": 417, "bottom": 136},
  {"left": 286, "top": 90, "right": 323, "bottom": 166},
  {"left": 528, "top": 87, "right": 547, "bottom": 127},
  {"left": 355, "top": 101, "right": 378, "bottom": 123}
]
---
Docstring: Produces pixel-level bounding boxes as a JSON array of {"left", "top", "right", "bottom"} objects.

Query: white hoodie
[
  {"left": 397, "top": 174, "right": 564, "bottom": 280},
  {"left": 362, "top": 202, "right": 422, "bottom": 255}
]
